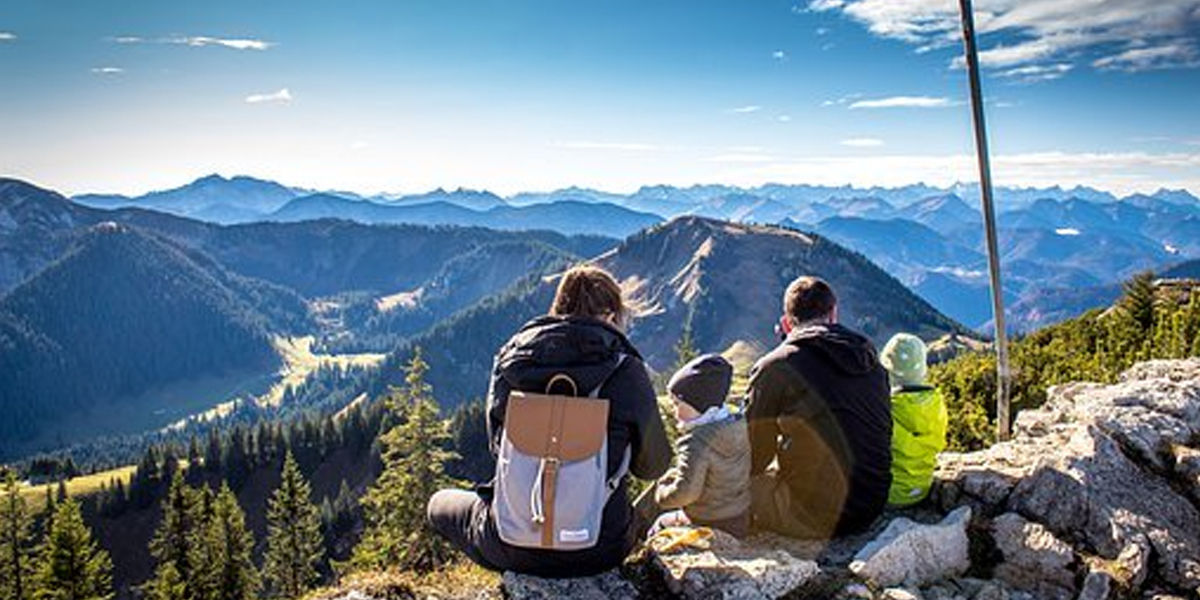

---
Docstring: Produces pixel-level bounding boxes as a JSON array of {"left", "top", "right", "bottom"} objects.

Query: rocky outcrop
[
  {"left": 849, "top": 507, "right": 972, "bottom": 588},
  {"left": 330, "top": 359, "right": 1200, "bottom": 599},
  {"left": 934, "top": 358, "right": 1200, "bottom": 596}
]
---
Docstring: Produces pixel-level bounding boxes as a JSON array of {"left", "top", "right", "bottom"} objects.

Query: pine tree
[
  {"left": 1121, "top": 271, "right": 1157, "bottom": 331},
  {"left": 142, "top": 562, "right": 186, "bottom": 600},
  {"left": 32, "top": 499, "right": 112, "bottom": 600},
  {"left": 1, "top": 469, "right": 35, "bottom": 600},
  {"left": 143, "top": 471, "right": 199, "bottom": 600},
  {"left": 352, "top": 348, "right": 460, "bottom": 572},
  {"left": 263, "top": 453, "right": 324, "bottom": 599},
  {"left": 672, "top": 318, "right": 699, "bottom": 372},
  {"left": 192, "top": 485, "right": 257, "bottom": 600}
]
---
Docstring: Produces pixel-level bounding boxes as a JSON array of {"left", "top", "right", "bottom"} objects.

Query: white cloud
[
  {"left": 1093, "top": 42, "right": 1200, "bottom": 71},
  {"left": 554, "top": 141, "right": 659, "bottom": 151},
  {"left": 705, "top": 153, "right": 777, "bottom": 163},
  {"left": 815, "top": 0, "right": 1200, "bottom": 75},
  {"left": 840, "top": 137, "right": 885, "bottom": 147},
  {"left": 110, "top": 35, "right": 273, "bottom": 50},
  {"left": 997, "top": 62, "right": 1073, "bottom": 82},
  {"left": 90, "top": 67, "right": 125, "bottom": 75},
  {"left": 171, "top": 36, "right": 272, "bottom": 50},
  {"left": 245, "top": 88, "right": 292, "bottom": 104},
  {"left": 848, "top": 95, "right": 954, "bottom": 109},
  {"left": 730, "top": 105, "right": 762, "bottom": 113},
  {"left": 778, "top": 115, "right": 793, "bottom": 122},
  {"left": 815, "top": 27, "right": 830, "bottom": 36},
  {"left": 1055, "top": 227, "right": 1082, "bottom": 236},
  {"left": 0, "top": 32, "right": 15, "bottom": 41},
  {"left": 772, "top": 50, "right": 787, "bottom": 60}
]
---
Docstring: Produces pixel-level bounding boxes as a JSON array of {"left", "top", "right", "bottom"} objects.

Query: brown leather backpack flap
[{"left": 505, "top": 391, "right": 609, "bottom": 461}]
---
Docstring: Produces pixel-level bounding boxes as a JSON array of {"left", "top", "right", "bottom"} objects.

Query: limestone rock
[
  {"left": 880, "top": 588, "right": 923, "bottom": 600},
  {"left": 1077, "top": 571, "right": 1113, "bottom": 600},
  {"left": 848, "top": 507, "right": 971, "bottom": 588},
  {"left": 990, "top": 512, "right": 1075, "bottom": 598},
  {"left": 651, "top": 527, "right": 821, "bottom": 599},
  {"left": 501, "top": 569, "right": 636, "bottom": 600},
  {"left": 935, "top": 359, "right": 1200, "bottom": 593}
]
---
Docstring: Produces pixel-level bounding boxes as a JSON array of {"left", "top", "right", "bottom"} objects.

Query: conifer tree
[
  {"left": 143, "top": 471, "right": 199, "bottom": 600},
  {"left": 1, "top": 469, "right": 35, "bottom": 600},
  {"left": 141, "top": 563, "right": 186, "bottom": 600},
  {"left": 352, "top": 348, "right": 460, "bottom": 572},
  {"left": 1121, "top": 270, "right": 1157, "bottom": 331},
  {"left": 32, "top": 499, "right": 112, "bottom": 600},
  {"left": 672, "top": 319, "right": 699, "bottom": 372},
  {"left": 192, "top": 485, "right": 256, "bottom": 600},
  {"left": 263, "top": 453, "right": 324, "bottom": 599}
]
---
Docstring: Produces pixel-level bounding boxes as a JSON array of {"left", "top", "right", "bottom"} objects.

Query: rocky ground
[{"left": 322, "top": 358, "right": 1200, "bottom": 599}]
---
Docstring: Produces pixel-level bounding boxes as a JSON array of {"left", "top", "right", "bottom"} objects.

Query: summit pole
[{"left": 957, "top": 0, "right": 1012, "bottom": 441}]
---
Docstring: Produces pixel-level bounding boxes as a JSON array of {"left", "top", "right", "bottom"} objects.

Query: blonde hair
[{"left": 550, "top": 265, "right": 630, "bottom": 327}]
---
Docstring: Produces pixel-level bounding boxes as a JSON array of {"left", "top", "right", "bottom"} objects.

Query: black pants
[{"left": 426, "top": 488, "right": 635, "bottom": 578}]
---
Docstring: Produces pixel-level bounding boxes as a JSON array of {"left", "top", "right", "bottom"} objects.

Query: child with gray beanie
[{"left": 636, "top": 353, "right": 752, "bottom": 537}]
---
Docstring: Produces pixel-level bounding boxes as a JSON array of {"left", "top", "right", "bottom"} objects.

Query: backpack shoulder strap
[{"left": 587, "top": 353, "right": 628, "bottom": 398}]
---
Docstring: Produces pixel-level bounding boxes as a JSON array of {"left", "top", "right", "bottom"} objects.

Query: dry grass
[
  {"left": 18, "top": 465, "right": 136, "bottom": 512},
  {"left": 306, "top": 562, "right": 501, "bottom": 600}
]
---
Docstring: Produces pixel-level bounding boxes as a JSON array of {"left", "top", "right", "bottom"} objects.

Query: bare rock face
[
  {"left": 501, "top": 570, "right": 637, "bottom": 600},
  {"left": 934, "top": 358, "right": 1200, "bottom": 596},
  {"left": 651, "top": 527, "right": 822, "bottom": 599},
  {"left": 848, "top": 507, "right": 972, "bottom": 588},
  {"left": 990, "top": 512, "right": 1075, "bottom": 599}
]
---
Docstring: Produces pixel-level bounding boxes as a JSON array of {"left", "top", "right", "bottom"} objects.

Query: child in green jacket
[{"left": 880, "top": 333, "right": 948, "bottom": 507}]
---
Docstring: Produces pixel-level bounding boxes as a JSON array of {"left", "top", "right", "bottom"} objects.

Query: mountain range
[
  {"left": 65, "top": 174, "right": 1200, "bottom": 331},
  {"left": 369, "top": 216, "right": 966, "bottom": 412}
]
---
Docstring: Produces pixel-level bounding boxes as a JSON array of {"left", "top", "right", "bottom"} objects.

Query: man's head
[{"left": 782, "top": 276, "right": 838, "bottom": 331}]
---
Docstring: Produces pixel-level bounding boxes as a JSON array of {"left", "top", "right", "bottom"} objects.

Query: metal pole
[{"left": 957, "top": 0, "right": 1012, "bottom": 441}]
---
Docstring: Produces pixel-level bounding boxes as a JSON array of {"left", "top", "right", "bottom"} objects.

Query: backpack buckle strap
[{"left": 539, "top": 457, "right": 561, "bottom": 547}]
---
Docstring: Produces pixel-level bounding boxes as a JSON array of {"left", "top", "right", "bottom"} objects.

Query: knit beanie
[
  {"left": 881, "top": 333, "right": 929, "bottom": 387},
  {"left": 667, "top": 354, "right": 733, "bottom": 412}
]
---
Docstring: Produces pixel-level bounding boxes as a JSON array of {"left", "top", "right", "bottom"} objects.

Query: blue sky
[{"left": 1, "top": 0, "right": 1198, "bottom": 196}]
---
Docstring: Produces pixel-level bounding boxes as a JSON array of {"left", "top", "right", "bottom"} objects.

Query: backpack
[
  {"left": 493, "top": 356, "right": 630, "bottom": 550},
  {"left": 888, "top": 385, "right": 948, "bottom": 506}
]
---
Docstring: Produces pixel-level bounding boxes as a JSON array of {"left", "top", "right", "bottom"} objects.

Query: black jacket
[
  {"left": 486, "top": 315, "right": 672, "bottom": 557},
  {"left": 745, "top": 323, "right": 892, "bottom": 535}
]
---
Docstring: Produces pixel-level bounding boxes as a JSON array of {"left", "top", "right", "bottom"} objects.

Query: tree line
[{"left": 933, "top": 272, "right": 1200, "bottom": 450}]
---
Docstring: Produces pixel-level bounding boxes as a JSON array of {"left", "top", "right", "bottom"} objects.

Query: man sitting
[{"left": 745, "top": 276, "right": 892, "bottom": 539}]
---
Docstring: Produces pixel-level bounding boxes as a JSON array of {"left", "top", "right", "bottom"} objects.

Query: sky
[{"left": 1, "top": 0, "right": 1199, "bottom": 197}]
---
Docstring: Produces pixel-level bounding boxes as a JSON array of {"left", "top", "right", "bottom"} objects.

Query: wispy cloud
[
  {"left": 245, "top": 88, "right": 292, "bottom": 104},
  {"left": 730, "top": 105, "right": 762, "bottom": 113},
  {"left": 809, "top": 0, "right": 1200, "bottom": 76},
  {"left": 848, "top": 95, "right": 954, "bottom": 109},
  {"left": 0, "top": 32, "right": 15, "bottom": 41},
  {"left": 772, "top": 50, "right": 787, "bottom": 60},
  {"left": 778, "top": 115, "right": 793, "bottom": 122},
  {"left": 90, "top": 67, "right": 125, "bottom": 75},
  {"left": 110, "top": 35, "right": 273, "bottom": 50},
  {"left": 1093, "top": 42, "right": 1200, "bottom": 71},
  {"left": 840, "top": 137, "right": 884, "bottom": 147},
  {"left": 705, "top": 153, "right": 776, "bottom": 163},
  {"left": 997, "top": 62, "right": 1073, "bottom": 82},
  {"left": 554, "top": 141, "right": 659, "bottom": 151}
]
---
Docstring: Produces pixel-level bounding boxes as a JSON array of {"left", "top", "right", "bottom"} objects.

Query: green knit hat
[{"left": 881, "top": 333, "right": 928, "bottom": 387}]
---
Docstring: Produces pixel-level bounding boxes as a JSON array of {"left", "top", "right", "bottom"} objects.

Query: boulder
[
  {"left": 935, "top": 359, "right": 1200, "bottom": 593},
  {"left": 848, "top": 507, "right": 971, "bottom": 588},
  {"left": 990, "top": 512, "right": 1075, "bottom": 598},
  {"left": 501, "top": 570, "right": 637, "bottom": 600},
  {"left": 650, "top": 527, "right": 821, "bottom": 599}
]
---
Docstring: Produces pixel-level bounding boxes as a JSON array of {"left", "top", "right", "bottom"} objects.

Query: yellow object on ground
[{"left": 648, "top": 526, "right": 714, "bottom": 554}]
